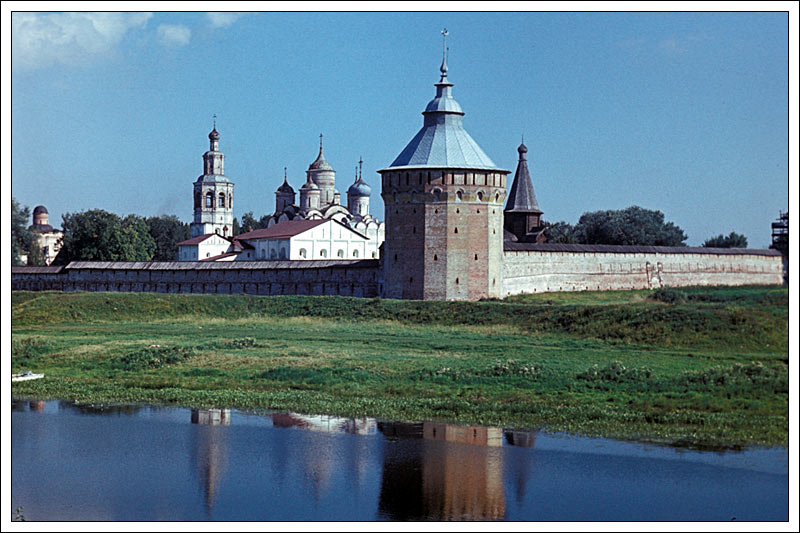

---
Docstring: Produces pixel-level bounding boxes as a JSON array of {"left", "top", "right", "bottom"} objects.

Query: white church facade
[{"left": 178, "top": 127, "right": 384, "bottom": 261}]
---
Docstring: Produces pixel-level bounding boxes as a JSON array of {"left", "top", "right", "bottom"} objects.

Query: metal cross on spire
[
  {"left": 213, "top": 114, "right": 217, "bottom": 129},
  {"left": 440, "top": 28, "right": 449, "bottom": 81},
  {"left": 358, "top": 156, "right": 363, "bottom": 180},
  {"left": 319, "top": 133, "right": 323, "bottom": 152},
  {"left": 284, "top": 167, "right": 287, "bottom": 181}
]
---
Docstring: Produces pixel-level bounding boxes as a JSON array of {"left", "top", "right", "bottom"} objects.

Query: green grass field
[{"left": 11, "top": 286, "right": 789, "bottom": 449}]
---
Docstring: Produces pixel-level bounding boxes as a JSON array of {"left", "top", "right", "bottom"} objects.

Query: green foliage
[
  {"left": 12, "top": 337, "right": 53, "bottom": 370},
  {"left": 11, "top": 286, "right": 789, "bottom": 448},
  {"left": 54, "top": 209, "right": 157, "bottom": 264},
  {"left": 240, "top": 211, "right": 271, "bottom": 232},
  {"left": 11, "top": 198, "right": 40, "bottom": 266},
  {"left": 649, "top": 288, "right": 687, "bottom": 304},
  {"left": 145, "top": 215, "right": 190, "bottom": 261},
  {"left": 677, "top": 362, "right": 788, "bottom": 393},
  {"left": 544, "top": 220, "right": 579, "bottom": 244},
  {"left": 117, "top": 345, "right": 194, "bottom": 370},
  {"left": 577, "top": 361, "right": 653, "bottom": 383},
  {"left": 703, "top": 232, "right": 748, "bottom": 248},
  {"left": 569, "top": 206, "right": 687, "bottom": 246}
]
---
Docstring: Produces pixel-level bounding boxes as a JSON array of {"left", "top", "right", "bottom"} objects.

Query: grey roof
[
  {"left": 308, "top": 147, "right": 334, "bottom": 171},
  {"left": 383, "top": 73, "right": 506, "bottom": 172},
  {"left": 504, "top": 242, "right": 783, "bottom": 256},
  {"left": 505, "top": 143, "right": 541, "bottom": 213},
  {"left": 348, "top": 177, "right": 372, "bottom": 197},
  {"left": 33, "top": 205, "right": 48, "bottom": 215},
  {"left": 63, "top": 260, "right": 378, "bottom": 270},
  {"left": 12, "top": 266, "right": 64, "bottom": 274}
]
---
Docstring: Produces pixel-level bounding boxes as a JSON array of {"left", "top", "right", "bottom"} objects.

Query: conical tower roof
[
  {"left": 505, "top": 142, "right": 541, "bottom": 213},
  {"left": 382, "top": 43, "right": 505, "bottom": 172}
]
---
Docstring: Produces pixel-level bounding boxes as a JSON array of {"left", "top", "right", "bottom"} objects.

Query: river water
[{"left": 11, "top": 400, "right": 788, "bottom": 522}]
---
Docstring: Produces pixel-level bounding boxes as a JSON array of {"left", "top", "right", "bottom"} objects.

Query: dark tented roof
[{"left": 504, "top": 143, "right": 541, "bottom": 213}]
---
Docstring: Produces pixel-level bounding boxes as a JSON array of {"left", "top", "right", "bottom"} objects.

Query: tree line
[
  {"left": 11, "top": 198, "right": 192, "bottom": 265},
  {"left": 12, "top": 200, "right": 750, "bottom": 266},
  {"left": 544, "top": 206, "right": 747, "bottom": 249}
]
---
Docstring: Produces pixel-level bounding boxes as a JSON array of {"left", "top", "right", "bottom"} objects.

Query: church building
[{"left": 265, "top": 137, "right": 385, "bottom": 258}]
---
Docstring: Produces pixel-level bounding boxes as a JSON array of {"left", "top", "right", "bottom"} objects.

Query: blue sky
[{"left": 6, "top": 7, "right": 793, "bottom": 247}]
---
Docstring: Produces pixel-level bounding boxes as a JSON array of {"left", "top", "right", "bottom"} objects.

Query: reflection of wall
[
  {"left": 378, "top": 422, "right": 507, "bottom": 521},
  {"left": 270, "top": 413, "right": 378, "bottom": 497},
  {"left": 191, "top": 408, "right": 230, "bottom": 425},
  {"left": 190, "top": 409, "right": 231, "bottom": 514},
  {"left": 271, "top": 413, "right": 376, "bottom": 435}
]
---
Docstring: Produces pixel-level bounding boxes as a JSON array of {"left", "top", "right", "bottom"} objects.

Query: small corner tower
[
  {"left": 378, "top": 30, "right": 510, "bottom": 300},
  {"left": 504, "top": 140, "right": 544, "bottom": 242},
  {"left": 191, "top": 118, "right": 234, "bottom": 238}
]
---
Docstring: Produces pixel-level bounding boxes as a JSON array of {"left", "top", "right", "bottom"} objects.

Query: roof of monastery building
[
  {"left": 385, "top": 46, "right": 507, "bottom": 172},
  {"left": 235, "top": 219, "right": 331, "bottom": 240}
]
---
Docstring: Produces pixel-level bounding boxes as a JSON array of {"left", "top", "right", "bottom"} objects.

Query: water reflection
[
  {"left": 377, "top": 422, "right": 534, "bottom": 521},
  {"left": 13, "top": 401, "right": 785, "bottom": 521},
  {"left": 190, "top": 410, "right": 230, "bottom": 515}
]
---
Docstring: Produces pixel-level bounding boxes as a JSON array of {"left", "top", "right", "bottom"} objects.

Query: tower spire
[
  {"left": 359, "top": 156, "right": 363, "bottom": 180},
  {"left": 319, "top": 133, "right": 323, "bottom": 154},
  {"left": 440, "top": 28, "right": 449, "bottom": 82}
]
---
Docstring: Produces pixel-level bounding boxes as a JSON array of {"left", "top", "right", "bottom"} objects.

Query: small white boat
[{"left": 12, "top": 371, "right": 44, "bottom": 382}]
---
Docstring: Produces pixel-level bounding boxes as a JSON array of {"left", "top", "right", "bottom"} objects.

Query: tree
[
  {"left": 145, "top": 215, "right": 190, "bottom": 261},
  {"left": 11, "top": 197, "right": 41, "bottom": 265},
  {"left": 240, "top": 211, "right": 270, "bottom": 232},
  {"left": 544, "top": 221, "right": 579, "bottom": 244},
  {"left": 53, "top": 209, "right": 156, "bottom": 264},
  {"left": 703, "top": 232, "right": 748, "bottom": 248},
  {"left": 231, "top": 217, "right": 241, "bottom": 236},
  {"left": 572, "top": 206, "right": 687, "bottom": 246}
]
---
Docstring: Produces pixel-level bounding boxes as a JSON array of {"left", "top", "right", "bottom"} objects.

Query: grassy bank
[{"left": 11, "top": 286, "right": 789, "bottom": 448}]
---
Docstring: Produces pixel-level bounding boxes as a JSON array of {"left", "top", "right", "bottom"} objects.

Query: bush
[
  {"left": 577, "top": 361, "right": 653, "bottom": 383},
  {"left": 118, "top": 345, "right": 194, "bottom": 370},
  {"left": 649, "top": 288, "right": 687, "bottom": 304}
]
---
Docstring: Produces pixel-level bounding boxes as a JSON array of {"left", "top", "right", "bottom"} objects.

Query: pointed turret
[{"left": 504, "top": 141, "right": 544, "bottom": 242}]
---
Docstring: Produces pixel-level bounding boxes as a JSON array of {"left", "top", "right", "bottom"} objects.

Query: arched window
[
  {"left": 260, "top": 249, "right": 266, "bottom": 259},
  {"left": 477, "top": 191, "right": 484, "bottom": 201},
  {"left": 279, "top": 247, "right": 286, "bottom": 259},
  {"left": 353, "top": 250, "right": 359, "bottom": 258},
  {"left": 456, "top": 190, "right": 463, "bottom": 201},
  {"left": 205, "top": 192, "right": 213, "bottom": 207},
  {"left": 228, "top": 194, "right": 233, "bottom": 209},
  {"left": 320, "top": 249, "right": 328, "bottom": 258},
  {"left": 270, "top": 249, "right": 277, "bottom": 259},
  {"left": 299, "top": 248, "right": 307, "bottom": 258},
  {"left": 337, "top": 249, "right": 344, "bottom": 258},
  {"left": 218, "top": 193, "right": 225, "bottom": 208}
]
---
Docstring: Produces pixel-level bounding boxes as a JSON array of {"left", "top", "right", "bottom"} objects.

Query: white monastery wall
[{"left": 502, "top": 248, "right": 784, "bottom": 296}]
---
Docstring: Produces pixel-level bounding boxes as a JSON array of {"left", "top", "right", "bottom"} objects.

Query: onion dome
[
  {"left": 348, "top": 177, "right": 372, "bottom": 197},
  {"left": 208, "top": 127, "right": 220, "bottom": 141},
  {"left": 300, "top": 176, "right": 319, "bottom": 191},
  {"left": 277, "top": 169, "right": 295, "bottom": 194},
  {"left": 308, "top": 134, "right": 334, "bottom": 171},
  {"left": 348, "top": 158, "right": 371, "bottom": 196}
]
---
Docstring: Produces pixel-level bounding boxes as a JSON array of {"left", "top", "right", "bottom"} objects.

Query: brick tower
[{"left": 378, "top": 30, "right": 510, "bottom": 300}]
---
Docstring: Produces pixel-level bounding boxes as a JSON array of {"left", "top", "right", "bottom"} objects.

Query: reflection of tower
[
  {"left": 190, "top": 409, "right": 231, "bottom": 515},
  {"left": 377, "top": 421, "right": 506, "bottom": 520},
  {"left": 29, "top": 400, "right": 45, "bottom": 412},
  {"left": 504, "top": 429, "right": 538, "bottom": 504}
]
